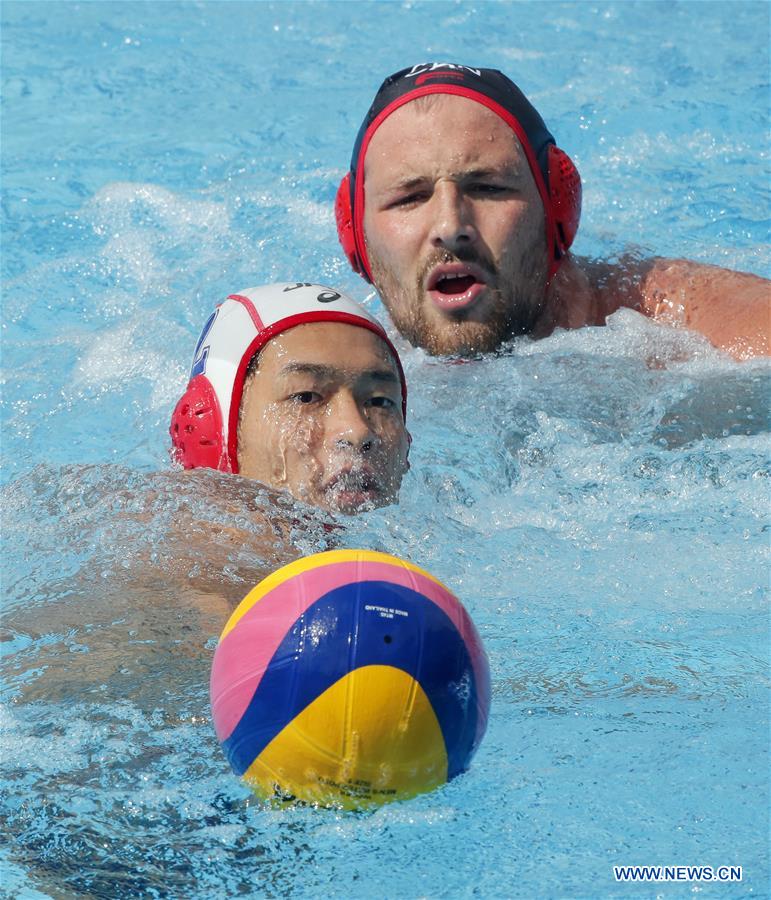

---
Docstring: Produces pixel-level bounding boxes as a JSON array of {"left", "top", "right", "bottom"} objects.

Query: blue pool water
[{"left": 2, "top": 1, "right": 769, "bottom": 897}]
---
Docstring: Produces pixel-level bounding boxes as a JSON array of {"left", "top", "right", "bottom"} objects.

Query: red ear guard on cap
[
  {"left": 170, "top": 375, "right": 230, "bottom": 472},
  {"left": 170, "top": 284, "right": 408, "bottom": 477},
  {"left": 335, "top": 136, "right": 582, "bottom": 283},
  {"left": 336, "top": 65, "right": 582, "bottom": 284},
  {"left": 335, "top": 173, "right": 364, "bottom": 277},
  {"left": 547, "top": 145, "right": 582, "bottom": 259}
]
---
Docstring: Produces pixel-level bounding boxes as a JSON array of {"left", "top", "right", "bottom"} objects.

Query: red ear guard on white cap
[{"left": 170, "top": 283, "right": 407, "bottom": 474}]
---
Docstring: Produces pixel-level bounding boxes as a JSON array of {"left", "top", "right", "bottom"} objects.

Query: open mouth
[{"left": 426, "top": 264, "right": 488, "bottom": 312}]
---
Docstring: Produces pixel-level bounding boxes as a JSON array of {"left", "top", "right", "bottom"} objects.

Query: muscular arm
[
  {"left": 637, "top": 259, "right": 769, "bottom": 359},
  {"left": 580, "top": 256, "right": 770, "bottom": 359}
]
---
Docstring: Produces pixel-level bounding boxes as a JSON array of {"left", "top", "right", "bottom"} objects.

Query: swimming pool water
[{"left": 2, "top": 2, "right": 769, "bottom": 897}]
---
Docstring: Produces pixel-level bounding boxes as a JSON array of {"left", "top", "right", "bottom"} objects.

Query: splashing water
[{"left": 2, "top": 2, "right": 769, "bottom": 897}]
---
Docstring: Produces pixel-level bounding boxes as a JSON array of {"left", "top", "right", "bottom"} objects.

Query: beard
[{"left": 369, "top": 234, "right": 549, "bottom": 357}]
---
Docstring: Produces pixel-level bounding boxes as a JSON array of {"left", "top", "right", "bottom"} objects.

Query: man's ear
[{"left": 404, "top": 429, "right": 412, "bottom": 470}]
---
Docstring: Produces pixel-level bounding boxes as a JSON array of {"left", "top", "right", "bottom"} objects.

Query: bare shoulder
[
  {"left": 544, "top": 253, "right": 660, "bottom": 332},
  {"left": 638, "top": 258, "right": 770, "bottom": 358},
  {"left": 569, "top": 254, "right": 770, "bottom": 359}
]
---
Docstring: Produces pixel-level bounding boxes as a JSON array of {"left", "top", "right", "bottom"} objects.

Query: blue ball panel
[{"left": 223, "top": 581, "right": 479, "bottom": 780}]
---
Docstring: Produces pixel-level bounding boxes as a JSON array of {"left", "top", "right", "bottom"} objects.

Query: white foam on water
[
  {"left": 2, "top": 2, "right": 769, "bottom": 896},
  {"left": 74, "top": 314, "right": 187, "bottom": 410},
  {"left": 87, "top": 182, "right": 230, "bottom": 238}
]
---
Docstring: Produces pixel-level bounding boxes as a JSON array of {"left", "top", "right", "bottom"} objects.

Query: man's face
[
  {"left": 237, "top": 322, "right": 409, "bottom": 514},
  {"left": 362, "top": 94, "right": 549, "bottom": 355}
]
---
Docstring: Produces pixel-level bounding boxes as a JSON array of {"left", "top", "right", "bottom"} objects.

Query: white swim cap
[{"left": 170, "top": 282, "right": 407, "bottom": 473}]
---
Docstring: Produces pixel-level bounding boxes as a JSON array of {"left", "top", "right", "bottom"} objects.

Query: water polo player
[
  {"left": 336, "top": 63, "right": 769, "bottom": 358},
  {"left": 170, "top": 283, "right": 410, "bottom": 514}
]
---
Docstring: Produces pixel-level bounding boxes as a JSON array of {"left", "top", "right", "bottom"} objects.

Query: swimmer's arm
[
  {"left": 637, "top": 259, "right": 770, "bottom": 359},
  {"left": 589, "top": 257, "right": 770, "bottom": 359}
]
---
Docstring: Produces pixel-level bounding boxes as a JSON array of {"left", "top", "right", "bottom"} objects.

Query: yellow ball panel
[{"left": 242, "top": 665, "right": 449, "bottom": 809}]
